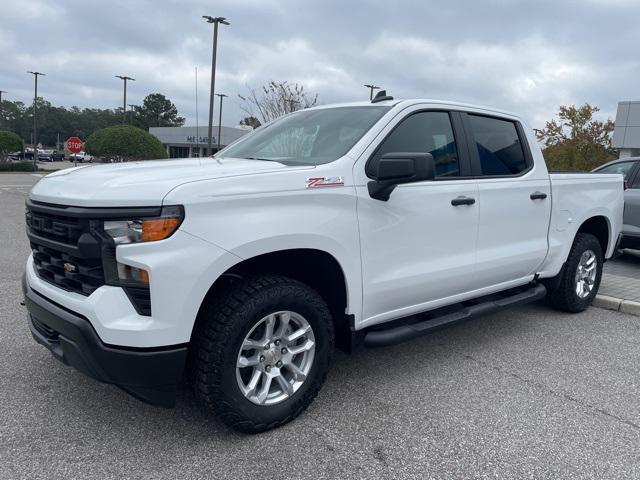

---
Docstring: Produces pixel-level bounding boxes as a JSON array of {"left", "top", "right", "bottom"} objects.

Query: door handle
[
  {"left": 530, "top": 192, "right": 548, "bottom": 200},
  {"left": 451, "top": 196, "right": 476, "bottom": 206}
]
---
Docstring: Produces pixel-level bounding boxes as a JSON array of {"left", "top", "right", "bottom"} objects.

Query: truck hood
[{"left": 29, "top": 158, "right": 309, "bottom": 207}]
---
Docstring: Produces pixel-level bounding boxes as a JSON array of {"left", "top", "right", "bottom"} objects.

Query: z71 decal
[{"left": 305, "top": 176, "right": 345, "bottom": 188}]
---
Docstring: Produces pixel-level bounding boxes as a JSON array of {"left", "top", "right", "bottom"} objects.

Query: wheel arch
[
  {"left": 576, "top": 215, "right": 610, "bottom": 256},
  {"left": 194, "top": 248, "right": 355, "bottom": 352}
]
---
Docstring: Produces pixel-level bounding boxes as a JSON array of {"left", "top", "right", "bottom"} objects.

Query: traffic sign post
[
  {"left": 66, "top": 137, "right": 83, "bottom": 154},
  {"left": 66, "top": 137, "right": 83, "bottom": 167}
]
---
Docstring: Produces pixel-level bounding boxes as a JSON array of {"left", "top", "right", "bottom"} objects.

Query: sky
[{"left": 1, "top": 0, "right": 638, "bottom": 130}]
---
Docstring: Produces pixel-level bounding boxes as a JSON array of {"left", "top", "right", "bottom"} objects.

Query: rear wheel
[
  {"left": 191, "top": 275, "right": 334, "bottom": 433},
  {"left": 548, "top": 232, "right": 603, "bottom": 313}
]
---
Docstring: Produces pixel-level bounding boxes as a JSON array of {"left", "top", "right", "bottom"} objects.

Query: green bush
[
  {"left": 83, "top": 128, "right": 106, "bottom": 157},
  {"left": 84, "top": 125, "right": 167, "bottom": 161},
  {"left": 0, "top": 161, "right": 34, "bottom": 172},
  {"left": 0, "top": 131, "right": 23, "bottom": 160}
]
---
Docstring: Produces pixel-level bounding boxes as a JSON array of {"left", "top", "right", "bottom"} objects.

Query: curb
[{"left": 593, "top": 295, "right": 640, "bottom": 316}]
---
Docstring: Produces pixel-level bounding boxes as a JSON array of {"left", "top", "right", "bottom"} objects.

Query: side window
[
  {"left": 468, "top": 115, "right": 528, "bottom": 176},
  {"left": 633, "top": 163, "right": 640, "bottom": 188},
  {"left": 596, "top": 161, "right": 635, "bottom": 180},
  {"left": 367, "top": 111, "right": 459, "bottom": 178}
]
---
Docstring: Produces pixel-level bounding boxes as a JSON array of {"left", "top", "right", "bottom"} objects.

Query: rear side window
[
  {"left": 367, "top": 111, "right": 460, "bottom": 178},
  {"left": 468, "top": 115, "right": 528, "bottom": 176},
  {"left": 633, "top": 164, "right": 640, "bottom": 188},
  {"left": 595, "top": 161, "right": 636, "bottom": 180}
]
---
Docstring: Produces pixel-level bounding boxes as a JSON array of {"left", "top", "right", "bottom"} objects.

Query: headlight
[{"left": 103, "top": 205, "right": 184, "bottom": 244}]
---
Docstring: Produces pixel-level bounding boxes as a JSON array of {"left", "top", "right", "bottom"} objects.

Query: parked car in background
[
  {"left": 593, "top": 158, "right": 640, "bottom": 250},
  {"left": 8, "top": 150, "right": 35, "bottom": 161},
  {"left": 51, "top": 150, "right": 65, "bottom": 161},
  {"left": 68, "top": 151, "right": 93, "bottom": 163},
  {"left": 38, "top": 150, "right": 55, "bottom": 162}
]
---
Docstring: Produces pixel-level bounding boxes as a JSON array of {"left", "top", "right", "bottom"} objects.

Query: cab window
[
  {"left": 367, "top": 111, "right": 459, "bottom": 178},
  {"left": 468, "top": 115, "right": 528, "bottom": 176}
]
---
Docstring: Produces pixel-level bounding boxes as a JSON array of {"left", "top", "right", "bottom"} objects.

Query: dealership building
[
  {"left": 149, "top": 125, "right": 252, "bottom": 158},
  {"left": 612, "top": 101, "right": 640, "bottom": 158}
]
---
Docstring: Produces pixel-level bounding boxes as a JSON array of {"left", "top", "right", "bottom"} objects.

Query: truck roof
[{"left": 309, "top": 98, "right": 521, "bottom": 119}]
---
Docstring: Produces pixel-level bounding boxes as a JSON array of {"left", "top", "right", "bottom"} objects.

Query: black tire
[
  {"left": 548, "top": 232, "right": 603, "bottom": 313},
  {"left": 191, "top": 274, "right": 334, "bottom": 433}
]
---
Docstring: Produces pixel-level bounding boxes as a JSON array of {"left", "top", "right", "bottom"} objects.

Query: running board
[{"left": 363, "top": 283, "right": 547, "bottom": 348}]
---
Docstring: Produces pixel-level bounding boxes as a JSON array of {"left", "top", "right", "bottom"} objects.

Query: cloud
[
  {"left": 361, "top": 33, "right": 602, "bottom": 126},
  {"left": 0, "top": 0, "right": 638, "bottom": 130}
]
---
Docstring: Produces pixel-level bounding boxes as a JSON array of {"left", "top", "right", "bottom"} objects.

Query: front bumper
[{"left": 22, "top": 274, "right": 187, "bottom": 407}]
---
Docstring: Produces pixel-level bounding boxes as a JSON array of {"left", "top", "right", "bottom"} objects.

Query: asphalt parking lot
[
  {"left": 36, "top": 160, "right": 90, "bottom": 171},
  {"left": 2, "top": 173, "right": 640, "bottom": 479}
]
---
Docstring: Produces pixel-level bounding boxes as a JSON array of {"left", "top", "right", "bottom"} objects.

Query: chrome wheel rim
[
  {"left": 236, "top": 311, "right": 315, "bottom": 406},
  {"left": 575, "top": 249, "right": 597, "bottom": 299}
]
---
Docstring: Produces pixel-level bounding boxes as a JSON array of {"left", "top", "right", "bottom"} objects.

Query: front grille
[
  {"left": 26, "top": 208, "right": 83, "bottom": 245},
  {"left": 26, "top": 200, "right": 155, "bottom": 316},
  {"left": 31, "top": 243, "right": 105, "bottom": 295},
  {"left": 26, "top": 201, "right": 105, "bottom": 296}
]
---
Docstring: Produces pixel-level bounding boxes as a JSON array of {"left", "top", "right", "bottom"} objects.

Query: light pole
[
  {"left": 216, "top": 93, "right": 227, "bottom": 152},
  {"left": 115, "top": 75, "right": 135, "bottom": 123},
  {"left": 128, "top": 104, "right": 137, "bottom": 124},
  {"left": 28, "top": 71, "right": 45, "bottom": 170},
  {"left": 364, "top": 84, "right": 380, "bottom": 100},
  {"left": 202, "top": 15, "right": 229, "bottom": 156},
  {"left": 0, "top": 90, "right": 6, "bottom": 129}
]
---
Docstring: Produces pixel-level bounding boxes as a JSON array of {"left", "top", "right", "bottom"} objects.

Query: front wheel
[
  {"left": 548, "top": 232, "right": 603, "bottom": 313},
  {"left": 191, "top": 275, "right": 334, "bottom": 433}
]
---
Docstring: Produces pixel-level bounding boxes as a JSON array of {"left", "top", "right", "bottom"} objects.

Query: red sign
[{"left": 66, "top": 137, "right": 83, "bottom": 154}]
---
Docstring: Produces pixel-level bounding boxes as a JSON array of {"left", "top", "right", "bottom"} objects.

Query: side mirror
[{"left": 368, "top": 152, "right": 435, "bottom": 201}]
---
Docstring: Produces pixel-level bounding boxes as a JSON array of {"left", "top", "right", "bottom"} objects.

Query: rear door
[{"left": 463, "top": 113, "right": 551, "bottom": 288}]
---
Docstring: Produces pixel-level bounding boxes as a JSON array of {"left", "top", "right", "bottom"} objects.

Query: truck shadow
[
  {"left": 619, "top": 249, "right": 640, "bottom": 265},
  {"left": 52, "top": 302, "right": 553, "bottom": 441}
]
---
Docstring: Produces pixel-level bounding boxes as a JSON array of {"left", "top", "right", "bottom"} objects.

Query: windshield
[{"left": 218, "top": 106, "right": 390, "bottom": 165}]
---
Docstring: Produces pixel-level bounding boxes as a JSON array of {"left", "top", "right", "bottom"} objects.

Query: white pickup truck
[{"left": 23, "top": 94, "right": 624, "bottom": 432}]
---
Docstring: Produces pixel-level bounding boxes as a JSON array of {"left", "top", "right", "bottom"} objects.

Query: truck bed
[{"left": 539, "top": 172, "right": 624, "bottom": 277}]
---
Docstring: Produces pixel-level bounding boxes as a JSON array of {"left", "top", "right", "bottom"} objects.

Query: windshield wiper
[
  {"left": 217, "top": 156, "right": 300, "bottom": 166},
  {"left": 243, "top": 156, "right": 284, "bottom": 162}
]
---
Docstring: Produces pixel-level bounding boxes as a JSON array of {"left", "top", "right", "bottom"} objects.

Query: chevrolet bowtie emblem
[{"left": 63, "top": 262, "right": 77, "bottom": 273}]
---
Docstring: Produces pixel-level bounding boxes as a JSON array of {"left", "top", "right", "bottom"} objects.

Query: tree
[
  {"left": 238, "top": 81, "right": 318, "bottom": 124},
  {"left": 0, "top": 92, "right": 185, "bottom": 147},
  {"left": 84, "top": 125, "right": 167, "bottom": 161},
  {"left": 0, "top": 131, "right": 23, "bottom": 162},
  {"left": 1, "top": 100, "right": 27, "bottom": 129},
  {"left": 536, "top": 104, "right": 616, "bottom": 171},
  {"left": 240, "top": 116, "right": 261, "bottom": 129},
  {"left": 133, "top": 93, "right": 185, "bottom": 129}
]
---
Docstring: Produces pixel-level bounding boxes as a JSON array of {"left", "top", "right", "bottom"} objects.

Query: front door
[{"left": 355, "top": 109, "right": 480, "bottom": 326}]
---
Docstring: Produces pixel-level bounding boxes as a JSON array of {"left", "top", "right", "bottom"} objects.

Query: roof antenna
[{"left": 371, "top": 90, "right": 393, "bottom": 103}]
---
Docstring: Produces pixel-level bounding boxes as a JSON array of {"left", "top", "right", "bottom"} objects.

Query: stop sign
[{"left": 66, "top": 137, "right": 83, "bottom": 154}]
